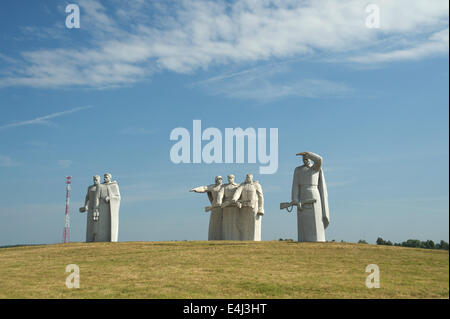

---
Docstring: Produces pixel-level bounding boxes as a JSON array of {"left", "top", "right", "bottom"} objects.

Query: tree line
[
  {"left": 371, "top": 237, "right": 449, "bottom": 250},
  {"left": 277, "top": 237, "right": 449, "bottom": 250}
]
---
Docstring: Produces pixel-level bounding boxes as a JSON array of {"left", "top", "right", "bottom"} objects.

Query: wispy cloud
[
  {"left": 57, "top": 160, "right": 73, "bottom": 168},
  {"left": 0, "top": 105, "right": 93, "bottom": 130},
  {"left": 189, "top": 63, "right": 283, "bottom": 87},
  {"left": 191, "top": 63, "right": 353, "bottom": 101},
  {"left": 19, "top": 25, "right": 66, "bottom": 41},
  {"left": 0, "top": 155, "right": 19, "bottom": 167},
  {"left": 327, "top": 179, "right": 357, "bottom": 188},
  {"left": 120, "top": 183, "right": 190, "bottom": 203},
  {"left": 120, "top": 127, "right": 156, "bottom": 135},
  {"left": 345, "top": 196, "right": 449, "bottom": 213},
  {"left": 0, "top": 0, "right": 447, "bottom": 89},
  {"left": 28, "top": 141, "right": 50, "bottom": 148},
  {"left": 0, "top": 52, "right": 17, "bottom": 64}
]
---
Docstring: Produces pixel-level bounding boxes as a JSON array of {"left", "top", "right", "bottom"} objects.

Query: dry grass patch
[{"left": 0, "top": 241, "right": 447, "bottom": 298}]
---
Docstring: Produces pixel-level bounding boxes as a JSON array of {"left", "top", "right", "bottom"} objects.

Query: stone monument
[
  {"left": 219, "top": 174, "right": 240, "bottom": 240},
  {"left": 79, "top": 175, "right": 100, "bottom": 242},
  {"left": 80, "top": 173, "right": 121, "bottom": 242},
  {"left": 190, "top": 176, "right": 224, "bottom": 240},
  {"left": 281, "top": 152, "right": 329, "bottom": 242},
  {"left": 231, "top": 174, "right": 264, "bottom": 241}
]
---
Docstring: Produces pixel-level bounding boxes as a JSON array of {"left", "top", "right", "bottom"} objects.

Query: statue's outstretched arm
[{"left": 190, "top": 185, "right": 209, "bottom": 193}]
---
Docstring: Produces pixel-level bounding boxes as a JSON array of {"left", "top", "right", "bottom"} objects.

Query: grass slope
[{"left": 0, "top": 241, "right": 448, "bottom": 298}]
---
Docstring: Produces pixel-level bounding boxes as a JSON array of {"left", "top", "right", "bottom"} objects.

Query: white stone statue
[
  {"left": 291, "top": 152, "right": 330, "bottom": 242},
  {"left": 219, "top": 174, "right": 240, "bottom": 240},
  {"left": 190, "top": 176, "right": 224, "bottom": 240},
  {"left": 231, "top": 174, "right": 264, "bottom": 241},
  {"left": 79, "top": 175, "right": 101, "bottom": 242},
  {"left": 94, "top": 173, "right": 121, "bottom": 242}
]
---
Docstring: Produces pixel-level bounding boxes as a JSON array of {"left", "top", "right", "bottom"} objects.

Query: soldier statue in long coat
[
  {"left": 190, "top": 176, "right": 224, "bottom": 240},
  {"left": 79, "top": 175, "right": 100, "bottom": 242},
  {"left": 231, "top": 174, "right": 264, "bottom": 241},
  {"left": 292, "top": 152, "right": 330, "bottom": 242}
]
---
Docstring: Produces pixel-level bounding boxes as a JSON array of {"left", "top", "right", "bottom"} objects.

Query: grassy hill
[{"left": 0, "top": 241, "right": 448, "bottom": 298}]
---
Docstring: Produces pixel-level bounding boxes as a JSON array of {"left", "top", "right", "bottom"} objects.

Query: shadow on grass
[{"left": 0, "top": 243, "right": 46, "bottom": 249}]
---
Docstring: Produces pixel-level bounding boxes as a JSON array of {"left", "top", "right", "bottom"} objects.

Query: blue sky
[{"left": 0, "top": 0, "right": 448, "bottom": 245}]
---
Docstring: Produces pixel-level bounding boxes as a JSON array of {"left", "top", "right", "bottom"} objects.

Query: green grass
[{"left": 0, "top": 241, "right": 447, "bottom": 298}]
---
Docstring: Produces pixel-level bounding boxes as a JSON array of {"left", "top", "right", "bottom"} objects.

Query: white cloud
[
  {"left": 349, "top": 28, "right": 449, "bottom": 63},
  {"left": 0, "top": 105, "right": 93, "bottom": 130},
  {"left": 0, "top": 0, "right": 447, "bottom": 89}
]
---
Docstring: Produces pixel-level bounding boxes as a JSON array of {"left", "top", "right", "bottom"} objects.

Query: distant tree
[
  {"left": 402, "top": 239, "right": 421, "bottom": 248},
  {"left": 376, "top": 237, "right": 385, "bottom": 245},
  {"left": 376, "top": 238, "right": 447, "bottom": 250},
  {"left": 424, "top": 240, "right": 435, "bottom": 249},
  {"left": 358, "top": 239, "right": 368, "bottom": 244},
  {"left": 438, "top": 240, "right": 449, "bottom": 250}
]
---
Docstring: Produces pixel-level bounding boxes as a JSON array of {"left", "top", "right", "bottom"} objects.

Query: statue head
[
  {"left": 227, "top": 174, "right": 235, "bottom": 184},
  {"left": 104, "top": 173, "right": 112, "bottom": 184},
  {"left": 245, "top": 174, "right": 253, "bottom": 184},
  {"left": 303, "top": 156, "right": 311, "bottom": 167},
  {"left": 215, "top": 176, "right": 223, "bottom": 186},
  {"left": 93, "top": 175, "right": 101, "bottom": 185}
]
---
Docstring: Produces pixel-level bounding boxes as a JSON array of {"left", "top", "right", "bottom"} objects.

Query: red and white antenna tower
[{"left": 63, "top": 176, "right": 72, "bottom": 243}]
